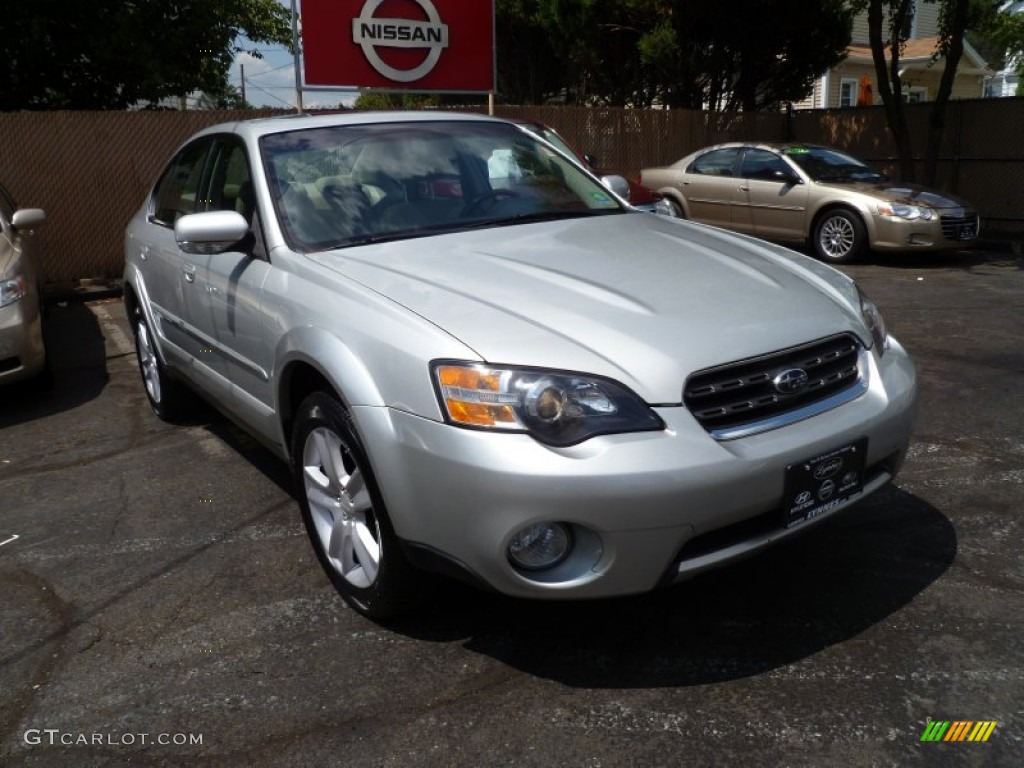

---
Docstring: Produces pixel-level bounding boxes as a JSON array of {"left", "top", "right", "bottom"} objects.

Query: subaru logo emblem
[{"left": 773, "top": 368, "right": 808, "bottom": 395}]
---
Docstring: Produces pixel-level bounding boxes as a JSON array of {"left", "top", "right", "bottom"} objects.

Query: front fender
[
  {"left": 808, "top": 200, "right": 876, "bottom": 241},
  {"left": 276, "top": 326, "right": 385, "bottom": 411}
]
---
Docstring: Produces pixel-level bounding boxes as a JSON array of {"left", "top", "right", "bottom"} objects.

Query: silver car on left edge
[
  {"left": 123, "top": 112, "right": 917, "bottom": 619},
  {"left": 0, "top": 181, "right": 47, "bottom": 386}
]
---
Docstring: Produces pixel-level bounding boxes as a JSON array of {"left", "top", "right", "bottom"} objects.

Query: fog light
[{"left": 507, "top": 523, "right": 571, "bottom": 570}]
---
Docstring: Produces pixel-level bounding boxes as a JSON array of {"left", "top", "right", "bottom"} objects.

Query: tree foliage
[
  {"left": 969, "top": 1, "right": 1024, "bottom": 79},
  {"left": 353, "top": 92, "right": 440, "bottom": 110},
  {"left": 855, "top": 0, "right": 1009, "bottom": 184},
  {"left": 496, "top": 0, "right": 854, "bottom": 110},
  {"left": 0, "top": 0, "right": 291, "bottom": 110}
]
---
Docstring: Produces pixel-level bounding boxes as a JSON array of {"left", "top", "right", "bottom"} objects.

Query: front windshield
[
  {"left": 521, "top": 124, "right": 584, "bottom": 165},
  {"left": 782, "top": 147, "right": 884, "bottom": 183},
  {"left": 260, "top": 120, "right": 624, "bottom": 251}
]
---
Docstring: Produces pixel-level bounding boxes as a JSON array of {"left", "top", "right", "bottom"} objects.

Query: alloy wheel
[{"left": 302, "top": 426, "right": 381, "bottom": 589}]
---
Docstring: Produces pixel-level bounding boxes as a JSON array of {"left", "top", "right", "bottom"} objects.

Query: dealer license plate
[{"left": 783, "top": 438, "right": 868, "bottom": 529}]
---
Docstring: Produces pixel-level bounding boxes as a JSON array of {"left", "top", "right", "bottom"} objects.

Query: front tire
[
  {"left": 292, "top": 392, "right": 413, "bottom": 619},
  {"left": 813, "top": 209, "right": 867, "bottom": 264}
]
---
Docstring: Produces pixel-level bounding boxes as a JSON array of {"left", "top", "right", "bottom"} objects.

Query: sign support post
[{"left": 291, "top": 0, "right": 304, "bottom": 113}]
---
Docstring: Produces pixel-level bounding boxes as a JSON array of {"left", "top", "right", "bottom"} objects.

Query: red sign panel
[{"left": 301, "top": 0, "right": 495, "bottom": 91}]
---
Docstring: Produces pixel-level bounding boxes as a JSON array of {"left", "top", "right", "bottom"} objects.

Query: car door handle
[{"left": 183, "top": 264, "right": 196, "bottom": 283}]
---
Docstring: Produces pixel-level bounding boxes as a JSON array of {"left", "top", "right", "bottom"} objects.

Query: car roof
[
  {"left": 191, "top": 110, "right": 508, "bottom": 142},
  {"left": 696, "top": 141, "right": 831, "bottom": 153}
]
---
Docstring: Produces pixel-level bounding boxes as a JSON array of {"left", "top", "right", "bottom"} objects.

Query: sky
[{"left": 227, "top": 1, "right": 359, "bottom": 109}]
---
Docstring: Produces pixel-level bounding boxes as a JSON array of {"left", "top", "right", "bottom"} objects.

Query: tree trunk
[
  {"left": 868, "top": 0, "right": 917, "bottom": 181},
  {"left": 925, "top": 0, "right": 970, "bottom": 186}
]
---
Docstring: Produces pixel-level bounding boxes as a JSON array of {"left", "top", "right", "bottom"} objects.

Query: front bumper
[
  {"left": 870, "top": 212, "right": 979, "bottom": 251},
  {"left": 354, "top": 339, "right": 917, "bottom": 599},
  {"left": 0, "top": 299, "right": 46, "bottom": 384}
]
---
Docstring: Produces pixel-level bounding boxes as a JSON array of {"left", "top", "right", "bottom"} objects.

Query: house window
[
  {"left": 903, "top": 86, "right": 927, "bottom": 103},
  {"left": 839, "top": 78, "right": 860, "bottom": 107},
  {"left": 900, "top": 1, "right": 917, "bottom": 40}
]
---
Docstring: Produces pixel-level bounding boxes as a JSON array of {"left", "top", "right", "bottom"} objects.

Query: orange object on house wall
[{"left": 857, "top": 75, "right": 874, "bottom": 106}]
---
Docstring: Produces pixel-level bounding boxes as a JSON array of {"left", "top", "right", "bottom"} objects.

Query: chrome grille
[
  {"left": 940, "top": 212, "right": 979, "bottom": 240},
  {"left": 684, "top": 334, "right": 864, "bottom": 439}
]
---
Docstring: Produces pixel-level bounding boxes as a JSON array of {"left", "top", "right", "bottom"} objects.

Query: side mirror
[
  {"left": 11, "top": 208, "right": 46, "bottom": 230},
  {"left": 774, "top": 169, "right": 803, "bottom": 185},
  {"left": 174, "top": 211, "right": 249, "bottom": 255},
  {"left": 601, "top": 174, "right": 631, "bottom": 202}
]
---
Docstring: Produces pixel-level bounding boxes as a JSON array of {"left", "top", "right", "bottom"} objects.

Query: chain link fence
[{"left": 1, "top": 99, "right": 1021, "bottom": 283}]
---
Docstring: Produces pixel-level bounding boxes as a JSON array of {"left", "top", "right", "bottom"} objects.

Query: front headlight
[
  {"left": 433, "top": 363, "right": 663, "bottom": 446},
  {"left": 877, "top": 203, "right": 936, "bottom": 221},
  {"left": 858, "top": 287, "right": 889, "bottom": 355},
  {"left": 0, "top": 275, "right": 27, "bottom": 308}
]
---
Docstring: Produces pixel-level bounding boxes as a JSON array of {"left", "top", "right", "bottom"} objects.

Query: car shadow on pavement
[
  {"left": 200, "top": 415, "right": 296, "bottom": 498},
  {"left": 0, "top": 302, "right": 109, "bottom": 429},
  {"left": 859, "top": 247, "right": 1021, "bottom": 270},
  {"left": 818, "top": 246, "right": 1023, "bottom": 271},
  {"left": 389, "top": 485, "right": 956, "bottom": 688}
]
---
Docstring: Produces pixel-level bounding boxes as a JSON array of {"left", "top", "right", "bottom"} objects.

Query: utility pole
[{"left": 240, "top": 64, "right": 247, "bottom": 105}]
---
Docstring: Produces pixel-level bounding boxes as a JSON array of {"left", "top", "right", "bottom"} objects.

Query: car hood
[
  {"left": 826, "top": 181, "right": 973, "bottom": 210},
  {"left": 307, "top": 215, "right": 868, "bottom": 403}
]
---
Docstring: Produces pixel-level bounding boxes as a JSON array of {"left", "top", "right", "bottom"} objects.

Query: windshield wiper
[
  {"left": 318, "top": 210, "right": 622, "bottom": 250},
  {"left": 332, "top": 230, "right": 429, "bottom": 248},
  {"left": 456, "top": 209, "right": 623, "bottom": 231}
]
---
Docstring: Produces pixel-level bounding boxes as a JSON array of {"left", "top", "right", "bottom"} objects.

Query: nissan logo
[
  {"left": 352, "top": 0, "right": 450, "bottom": 83},
  {"left": 773, "top": 368, "right": 809, "bottom": 395}
]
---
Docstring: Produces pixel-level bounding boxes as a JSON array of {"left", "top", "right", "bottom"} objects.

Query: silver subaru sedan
[{"left": 123, "top": 112, "right": 917, "bottom": 618}]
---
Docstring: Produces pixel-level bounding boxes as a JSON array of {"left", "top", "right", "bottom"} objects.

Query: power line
[
  {"left": 244, "top": 81, "right": 295, "bottom": 108},
  {"left": 244, "top": 61, "right": 297, "bottom": 78}
]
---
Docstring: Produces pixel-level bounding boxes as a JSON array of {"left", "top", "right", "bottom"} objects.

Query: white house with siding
[
  {"left": 985, "top": 0, "right": 1022, "bottom": 96},
  {"left": 795, "top": 3, "right": 990, "bottom": 108}
]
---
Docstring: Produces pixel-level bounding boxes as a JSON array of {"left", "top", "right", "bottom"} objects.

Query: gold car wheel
[{"left": 814, "top": 210, "right": 866, "bottom": 264}]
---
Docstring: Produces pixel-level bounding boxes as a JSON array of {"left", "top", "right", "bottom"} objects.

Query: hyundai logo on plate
[{"left": 773, "top": 368, "right": 809, "bottom": 395}]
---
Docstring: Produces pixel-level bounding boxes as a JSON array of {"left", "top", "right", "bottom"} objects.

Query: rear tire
[
  {"left": 813, "top": 209, "right": 866, "bottom": 264},
  {"left": 291, "top": 392, "right": 414, "bottom": 619},
  {"left": 132, "top": 309, "right": 195, "bottom": 421}
]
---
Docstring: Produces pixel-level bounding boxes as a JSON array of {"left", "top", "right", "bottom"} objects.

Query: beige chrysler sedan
[
  {"left": 0, "top": 181, "right": 47, "bottom": 386},
  {"left": 640, "top": 143, "right": 979, "bottom": 263}
]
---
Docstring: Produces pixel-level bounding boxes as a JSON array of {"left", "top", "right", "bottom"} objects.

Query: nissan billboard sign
[{"left": 301, "top": 0, "right": 495, "bottom": 92}]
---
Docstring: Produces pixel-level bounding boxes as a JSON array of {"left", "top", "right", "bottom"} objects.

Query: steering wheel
[{"left": 460, "top": 188, "right": 521, "bottom": 217}]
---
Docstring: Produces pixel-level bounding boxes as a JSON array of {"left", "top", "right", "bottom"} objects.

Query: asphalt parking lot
[{"left": 1, "top": 246, "right": 1022, "bottom": 767}]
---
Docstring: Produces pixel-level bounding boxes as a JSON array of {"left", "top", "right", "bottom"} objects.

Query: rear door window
[
  {"left": 689, "top": 148, "right": 740, "bottom": 177},
  {"left": 150, "top": 139, "right": 212, "bottom": 227}
]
